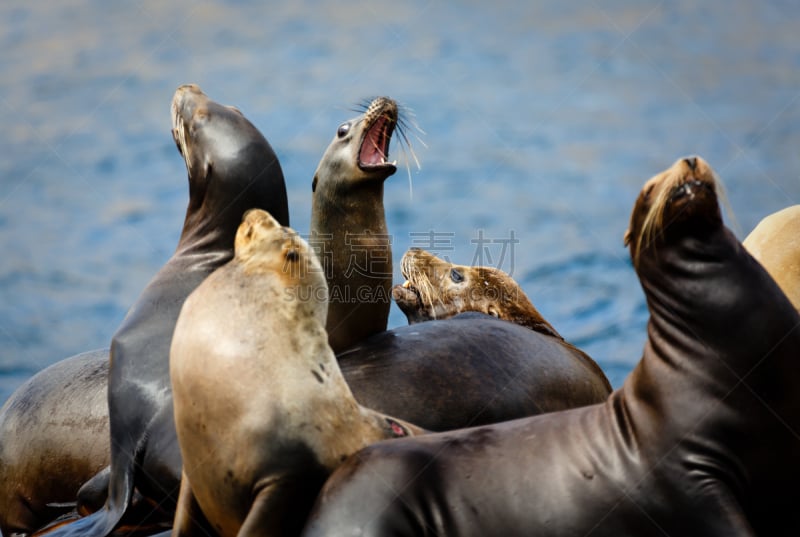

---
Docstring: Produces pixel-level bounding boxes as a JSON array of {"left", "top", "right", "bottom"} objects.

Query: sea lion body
[
  {"left": 44, "top": 84, "right": 289, "bottom": 537},
  {"left": 337, "top": 312, "right": 610, "bottom": 430},
  {"left": 393, "top": 247, "right": 562, "bottom": 338},
  {"left": 743, "top": 204, "right": 800, "bottom": 310},
  {"left": 302, "top": 157, "right": 800, "bottom": 536},
  {"left": 310, "top": 97, "right": 399, "bottom": 353},
  {"left": 170, "top": 210, "right": 419, "bottom": 537},
  {"left": 0, "top": 351, "right": 109, "bottom": 536}
]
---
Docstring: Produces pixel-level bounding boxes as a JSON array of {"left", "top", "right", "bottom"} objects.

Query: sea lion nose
[
  {"left": 683, "top": 156, "right": 698, "bottom": 170},
  {"left": 176, "top": 83, "right": 202, "bottom": 93}
]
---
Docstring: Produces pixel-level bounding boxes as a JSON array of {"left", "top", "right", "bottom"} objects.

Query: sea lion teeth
[
  {"left": 310, "top": 96, "right": 399, "bottom": 353},
  {"left": 393, "top": 248, "right": 563, "bottom": 339}
]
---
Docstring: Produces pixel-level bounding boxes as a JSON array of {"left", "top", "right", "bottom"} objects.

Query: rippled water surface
[{"left": 2, "top": 1, "right": 800, "bottom": 402}]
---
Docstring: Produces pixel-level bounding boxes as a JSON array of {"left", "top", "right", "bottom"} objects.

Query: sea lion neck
[
  {"left": 174, "top": 146, "right": 289, "bottom": 266},
  {"left": 171, "top": 184, "right": 242, "bottom": 266},
  {"left": 313, "top": 179, "right": 388, "bottom": 232},
  {"left": 307, "top": 97, "right": 402, "bottom": 352},
  {"left": 636, "top": 226, "right": 749, "bottom": 375},
  {"left": 170, "top": 85, "right": 289, "bottom": 266},
  {"left": 628, "top": 223, "right": 800, "bottom": 443}
]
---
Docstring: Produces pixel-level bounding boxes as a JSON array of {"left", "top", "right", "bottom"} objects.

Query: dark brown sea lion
[
  {"left": 170, "top": 210, "right": 421, "bottom": 537},
  {"left": 336, "top": 311, "right": 611, "bottom": 431},
  {"left": 301, "top": 156, "right": 800, "bottom": 537},
  {"left": 743, "top": 205, "right": 800, "bottom": 310},
  {"left": 42, "top": 83, "right": 289, "bottom": 537},
  {"left": 393, "top": 247, "right": 562, "bottom": 338},
  {"left": 310, "top": 96, "right": 399, "bottom": 354}
]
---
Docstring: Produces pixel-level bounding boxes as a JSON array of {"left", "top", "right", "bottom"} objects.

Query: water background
[{"left": 2, "top": 1, "right": 800, "bottom": 403}]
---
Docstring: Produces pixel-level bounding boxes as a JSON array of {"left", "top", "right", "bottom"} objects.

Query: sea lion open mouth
[
  {"left": 395, "top": 250, "right": 425, "bottom": 308},
  {"left": 357, "top": 98, "right": 398, "bottom": 172},
  {"left": 392, "top": 279, "right": 422, "bottom": 308}
]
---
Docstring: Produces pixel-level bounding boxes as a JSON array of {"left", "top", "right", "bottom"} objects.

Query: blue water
[{"left": 2, "top": 1, "right": 800, "bottom": 402}]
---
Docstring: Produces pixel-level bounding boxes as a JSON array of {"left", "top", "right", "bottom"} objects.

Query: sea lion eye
[
  {"left": 450, "top": 269, "right": 464, "bottom": 283},
  {"left": 337, "top": 123, "right": 350, "bottom": 138}
]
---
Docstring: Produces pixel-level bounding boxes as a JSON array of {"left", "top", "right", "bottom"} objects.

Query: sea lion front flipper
[
  {"left": 76, "top": 466, "right": 110, "bottom": 515},
  {"left": 238, "top": 474, "right": 327, "bottom": 537},
  {"left": 172, "top": 471, "right": 213, "bottom": 537},
  {"left": 698, "top": 486, "right": 757, "bottom": 537}
]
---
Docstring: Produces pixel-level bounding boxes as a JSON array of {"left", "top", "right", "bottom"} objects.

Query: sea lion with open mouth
[
  {"left": 310, "top": 96, "right": 402, "bottom": 354},
  {"left": 393, "top": 247, "right": 562, "bottom": 338},
  {"left": 310, "top": 99, "right": 610, "bottom": 432}
]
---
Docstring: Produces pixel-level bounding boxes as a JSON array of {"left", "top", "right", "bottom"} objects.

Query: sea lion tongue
[{"left": 358, "top": 100, "right": 397, "bottom": 171}]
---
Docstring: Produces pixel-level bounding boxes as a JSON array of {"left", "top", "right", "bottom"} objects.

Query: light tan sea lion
[
  {"left": 170, "top": 209, "right": 421, "bottom": 537},
  {"left": 743, "top": 204, "right": 800, "bottom": 310}
]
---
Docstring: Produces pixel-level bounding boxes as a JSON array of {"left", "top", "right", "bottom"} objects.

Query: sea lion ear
[{"left": 623, "top": 228, "right": 631, "bottom": 246}]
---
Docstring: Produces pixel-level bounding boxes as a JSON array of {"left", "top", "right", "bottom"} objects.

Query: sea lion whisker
[
  {"left": 349, "top": 98, "right": 374, "bottom": 115},
  {"left": 394, "top": 112, "right": 423, "bottom": 200}
]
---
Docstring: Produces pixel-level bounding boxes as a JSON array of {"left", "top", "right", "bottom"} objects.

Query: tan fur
[
  {"left": 170, "top": 209, "right": 422, "bottom": 537},
  {"left": 393, "top": 248, "right": 562, "bottom": 339},
  {"left": 743, "top": 205, "right": 800, "bottom": 311}
]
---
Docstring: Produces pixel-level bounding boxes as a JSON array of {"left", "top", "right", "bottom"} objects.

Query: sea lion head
[
  {"left": 235, "top": 209, "right": 326, "bottom": 322},
  {"left": 311, "top": 96, "right": 399, "bottom": 193},
  {"left": 393, "top": 248, "right": 562, "bottom": 338},
  {"left": 624, "top": 156, "right": 723, "bottom": 267},
  {"left": 171, "top": 83, "right": 289, "bottom": 228}
]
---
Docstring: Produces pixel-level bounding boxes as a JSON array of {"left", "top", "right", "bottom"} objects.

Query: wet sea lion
[
  {"left": 743, "top": 204, "right": 800, "bottom": 310},
  {"left": 44, "top": 83, "right": 289, "bottom": 537},
  {"left": 310, "top": 96, "right": 399, "bottom": 353},
  {"left": 0, "top": 351, "right": 173, "bottom": 537},
  {"left": 0, "top": 351, "right": 109, "bottom": 536},
  {"left": 170, "top": 210, "right": 421, "bottom": 537},
  {"left": 301, "top": 156, "right": 800, "bottom": 537},
  {"left": 393, "top": 247, "right": 562, "bottom": 338}
]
